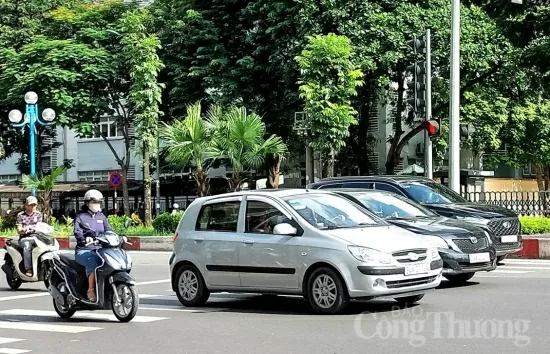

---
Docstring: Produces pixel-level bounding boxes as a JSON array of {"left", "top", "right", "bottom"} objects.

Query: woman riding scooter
[{"left": 73, "top": 189, "right": 113, "bottom": 302}]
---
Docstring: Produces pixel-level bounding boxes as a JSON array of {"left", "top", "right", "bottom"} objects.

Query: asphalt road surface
[{"left": 0, "top": 251, "right": 548, "bottom": 354}]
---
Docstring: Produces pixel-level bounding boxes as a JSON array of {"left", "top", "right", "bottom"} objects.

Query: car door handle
[
  {"left": 242, "top": 239, "right": 255, "bottom": 245},
  {"left": 192, "top": 236, "right": 204, "bottom": 242}
]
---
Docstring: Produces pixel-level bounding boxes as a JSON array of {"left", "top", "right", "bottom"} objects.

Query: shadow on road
[
  {"left": 436, "top": 280, "right": 480, "bottom": 290},
  {"left": 139, "top": 294, "right": 422, "bottom": 316}
]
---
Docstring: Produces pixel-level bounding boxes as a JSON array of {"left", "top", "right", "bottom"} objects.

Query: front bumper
[
  {"left": 439, "top": 248, "right": 497, "bottom": 275},
  {"left": 339, "top": 259, "right": 443, "bottom": 299}
]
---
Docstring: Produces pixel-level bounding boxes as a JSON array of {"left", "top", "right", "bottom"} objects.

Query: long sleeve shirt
[{"left": 74, "top": 211, "right": 113, "bottom": 249}]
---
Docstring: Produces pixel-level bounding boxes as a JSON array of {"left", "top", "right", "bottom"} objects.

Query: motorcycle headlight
[
  {"left": 422, "top": 235, "right": 449, "bottom": 249},
  {"left": 348, "top": 246, "right": 392, "bottom": 265}
]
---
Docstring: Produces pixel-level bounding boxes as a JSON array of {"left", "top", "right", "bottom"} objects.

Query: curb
[{"left": 0, "top": 236, "right": 173, "bottom": 252}]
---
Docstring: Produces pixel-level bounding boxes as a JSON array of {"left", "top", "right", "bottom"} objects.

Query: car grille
[
  {"left": 392, "top": 249, "right": 428, "bottom": 263},
  {"left": 487, "top": 218, "right": 520, "bottom": 237},
  {"left": 493, "top": 240, "right": 521, "bottom": 251},
  {"left": 386, "top": 275, "right": 439, "bottom": 289},
  {"left": 457, "top": 261, "right": 493, "bottom": 270},
  {"left": 452, "top": 235, "right": 488, "bottom": 253}
]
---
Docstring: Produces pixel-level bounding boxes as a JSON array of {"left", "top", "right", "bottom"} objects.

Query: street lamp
[{"left": 8, "top": 91, "right": 56, "bottom": 196}]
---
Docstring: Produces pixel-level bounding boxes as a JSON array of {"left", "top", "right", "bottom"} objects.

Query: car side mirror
[{"left": 273, "top": 223, "right": 297, "bottom": 236}]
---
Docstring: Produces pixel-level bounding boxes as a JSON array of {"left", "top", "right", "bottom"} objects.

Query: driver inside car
[{"left": 74, "top": 189, "right": 113, "bottom": 302}]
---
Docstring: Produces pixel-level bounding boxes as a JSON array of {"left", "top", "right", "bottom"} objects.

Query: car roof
[
  {"left": 194, "top": 188, "right": 336, "bottom": 203},
  {"left": 327, "top": 188, "right": 390, "bottom": 195},
  {"left": 315, "top": 175, "right": 432, "bottom": 183}
]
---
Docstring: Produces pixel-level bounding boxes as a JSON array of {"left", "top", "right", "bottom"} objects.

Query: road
[{"left": 0, "top": 251, "right": 548, "bottom": 354}]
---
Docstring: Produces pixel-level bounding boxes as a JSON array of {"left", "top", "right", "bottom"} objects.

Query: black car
[
  {"left": 307, "top": 175, "right": 522, "bottom": 263},
  {"left": 331, "top": 189, "right": 497, "bottom": 284}
]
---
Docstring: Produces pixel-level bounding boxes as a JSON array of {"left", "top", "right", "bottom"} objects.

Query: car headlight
[
  {"left": 422, "top": 235, "right": 449, "bottom": 249},
  {"left": 348, "top": 246, "right": 392, "bottom": 265},
  {"left": 429, "top": 248, "right": 441, "bottom": 260}
]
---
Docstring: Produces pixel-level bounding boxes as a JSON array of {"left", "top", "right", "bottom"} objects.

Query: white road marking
[
  {"left": 498, "top": 266, "right": 550, "bottom": 270},
  {"left": 0, "top": 339, "right": 24, "bottom": 345},
  {"left": 0, "top": 309, "right": 168, "bottom": 323},
  {"left": 0, "top": 348, "right": 31, "bottom": 354},
  {"left": 491, "top": 270, "right": 533, "bottom": 274},
  {"left": 139, "top": 307, "right": 201, "bottom": 313},
  {"left": 0, "top": 321, "right": 102, "bottom": 333},
  {"left": 139, "top": 294, "right": 177, "bottom": 301},
  {"left": 0, "top": 279, "right": 171, "bottom": 302}
]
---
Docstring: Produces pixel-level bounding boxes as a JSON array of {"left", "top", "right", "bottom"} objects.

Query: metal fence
[{"left": 462, "top": 191, "right": 550, "bottom": 216}]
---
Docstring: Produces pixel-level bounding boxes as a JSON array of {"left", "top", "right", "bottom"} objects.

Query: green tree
[
  {"left": 21, "top": 166, "right": 67, "bottom": 222},
  {"left": 159, "top": 102, "right": 218, "bottom": 196},
  {"left": 120, "top": 8, "right": 164, "bottom": 227},
  {"left": 210, "top": 106, "right": 288, "bottom": 191},
  {"left": 296, "top": 33, "right": 363, "bottom": 177}
]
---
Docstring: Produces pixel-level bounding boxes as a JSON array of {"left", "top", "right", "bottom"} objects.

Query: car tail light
[{"left": 174, "top": 232, "right": 178, "bottom": 241}]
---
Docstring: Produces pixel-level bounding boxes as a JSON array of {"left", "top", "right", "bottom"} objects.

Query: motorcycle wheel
[
  {"left": 6, "top": 263, "right": 22, "bottom": 290},
  {"left": 52, "top": 297, "right": 76, "bottom": 319},
  {"left": 111, "top": 283, "right": 139, "bottom": 322},
  {"left": 42, "top": 263, "right": 52, "bottom": 289}
]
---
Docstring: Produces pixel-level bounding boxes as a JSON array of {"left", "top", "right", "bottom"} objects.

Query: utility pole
[
  {"left": 424, "top": 29, "right": 433, "bottom": 179},
  {"left": 449, "top": 0, "right": 461, "bottom": 192},
  {"left": 155, "top": 136, "right": 161, "bottom": 215}
]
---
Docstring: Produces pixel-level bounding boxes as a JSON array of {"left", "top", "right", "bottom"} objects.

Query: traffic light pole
[
  {"left": 449, "top": 0, "right": 461, "bottom": 192},
  {"left": 424, "top": 29, "right": 433, "bottom": 180}
]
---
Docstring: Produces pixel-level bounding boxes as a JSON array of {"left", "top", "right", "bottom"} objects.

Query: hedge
[{"left": 519, "top": 216, "right": 550, "bottom": 235}]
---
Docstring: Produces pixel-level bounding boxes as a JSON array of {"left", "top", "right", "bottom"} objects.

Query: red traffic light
[{"left": 422, "top": 120, "right": 439, "bottom": 136}]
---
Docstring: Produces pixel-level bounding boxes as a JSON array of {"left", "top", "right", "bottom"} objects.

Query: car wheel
[
  {"left": 175, "top": 265, "right": 210, "bottom": 307},
  {"left": 395, "top": 294, "right": 424, "bottom": 306},
  {"left": 444, "top": 272, "right": 475, "bottom": 284},
  {"left": 307, "top": 267, "right": 348, "bottom": 315},
  {"left": 497, "top": 255, "right": 507, "bottom": 264}
]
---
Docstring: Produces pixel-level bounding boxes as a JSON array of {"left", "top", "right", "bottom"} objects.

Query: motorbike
[
  {"left": 2, "top": 222, "right": 58, "bottom": 290},
  {"left": 47, "top": 222, "right": 138, "bottom": 322}
]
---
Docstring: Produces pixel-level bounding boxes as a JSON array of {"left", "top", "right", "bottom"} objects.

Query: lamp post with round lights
[{"left": 8, "top": 91, "right": 56, "bottom": 196}]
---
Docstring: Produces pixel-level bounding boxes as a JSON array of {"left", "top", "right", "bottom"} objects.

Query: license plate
[
  {"left": 404, "top": 263, "right": 430, "bottom": 276},
  {"left": 501, "top": 235, "right": 518, "bottom": 243},
  {"left": 469, "top": 252, "right": 490, "bottom": 263}
]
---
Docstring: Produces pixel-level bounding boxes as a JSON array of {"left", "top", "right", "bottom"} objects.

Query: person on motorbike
[
  {"left": 16, "top": 196, "right": 43, "bottom": 277},
  {"left": 74, "top": 189, "right": 113, "bottom": 302}
]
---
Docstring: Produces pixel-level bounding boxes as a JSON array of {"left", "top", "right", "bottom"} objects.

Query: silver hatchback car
[{"left": 169, "top": 189, "right": 443, "bottom": 314}]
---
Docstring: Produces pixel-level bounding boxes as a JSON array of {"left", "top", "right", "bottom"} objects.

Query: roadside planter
[{"left": 0, "top": 236, "right": 174, "bottom": 251}]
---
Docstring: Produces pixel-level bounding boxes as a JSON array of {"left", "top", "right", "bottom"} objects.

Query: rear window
[{"left": 195, "top": 201, "right": 241, "bottom": 232}]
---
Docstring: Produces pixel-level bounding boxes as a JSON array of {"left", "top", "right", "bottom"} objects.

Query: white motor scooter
[{"left": 2, "top": 222, "right": 59, "bottom": 290}]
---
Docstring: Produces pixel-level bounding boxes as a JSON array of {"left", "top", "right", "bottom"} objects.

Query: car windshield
[
  {"left": 282, "top": 194, "right": 382, "bottom": 230},
  {"left": 401, "top": 181, "right": 467, "bottom": 204},
  {"left": 350, "top": 193, "right": 438, "bottom": 219}
]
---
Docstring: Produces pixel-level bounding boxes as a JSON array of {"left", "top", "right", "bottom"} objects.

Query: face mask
[{"left": 89, "top": 203, "right": 101, "bottom": 213}]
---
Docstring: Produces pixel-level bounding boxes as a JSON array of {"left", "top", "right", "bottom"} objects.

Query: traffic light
[
  {"left": 460, "top": 123, "right": 475, "bottom": 140},
  {"left": 422, "top": 119, "right": 440, "bottom": 136},
  {"left": 406, "top": 35, "right": 427, "bottom": 120}
]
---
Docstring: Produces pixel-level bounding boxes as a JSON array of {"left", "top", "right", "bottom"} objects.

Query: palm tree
[
  {"left": 210, "top": 106, "right": 288, "bottom": 191},
  {"left": 159, "top": 102, "right": 218, "bottom": 196},
  {"left": 21, "top": 166, "right": 66, "bottom": 222}
]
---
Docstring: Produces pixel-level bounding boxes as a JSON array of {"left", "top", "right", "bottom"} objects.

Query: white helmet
[{"left": 84, "top": 189, "right": 104, "bottom": 202}]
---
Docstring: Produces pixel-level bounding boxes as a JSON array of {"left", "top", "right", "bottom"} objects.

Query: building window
[
  {"left": 78, "top": 170, "right": 111, "bottom": 182},
  {"left": 86, "top": 117, "right": 123, "bottom": 139},
  {"left": 0, "top": 175, "right": 20, "bottom": 183}
]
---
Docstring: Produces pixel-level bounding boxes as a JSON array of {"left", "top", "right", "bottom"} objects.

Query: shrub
[
  {"left": 1, "top": 206, "right": 24, "bottom": 230},
  {"left": 152, "top": 212, "right": 183, "bottom": 233},
  {"left": 519, "top": 216, "right": 550, "bottom": 235},
  {"left": 107, "top": 215, "right": 132, "bottom": 233}
]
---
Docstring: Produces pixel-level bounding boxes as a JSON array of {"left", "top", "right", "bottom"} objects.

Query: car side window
[
  {"left": 195, "top": 201, "right": 241, "bottom": 232},
  {"left": 374, "top": 183, "right": 403, "bottom": 195},
  {"left": 342, "top": 182, "right": 373, "bottom": 189},
  {"left": 245, "top": 201, "right": 288, "bottom": 234}
]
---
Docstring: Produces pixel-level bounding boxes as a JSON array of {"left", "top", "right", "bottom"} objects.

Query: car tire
[
  {"left": 395, "top": 294, "right": 424, "bottom": 306},
  {"left": 306, "top": 267, "right": 348, "bottom": 315},
  {"left": 175, "top": 265, "right": 210, "bottom": 307},
  {"left": 444, "top": 272, "right": 475, "bottom": 284}
]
